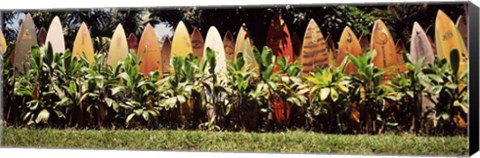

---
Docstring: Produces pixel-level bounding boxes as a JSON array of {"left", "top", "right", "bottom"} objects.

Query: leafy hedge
[{"left": 2, "top": 43, "right": 468, "bottom": 135}]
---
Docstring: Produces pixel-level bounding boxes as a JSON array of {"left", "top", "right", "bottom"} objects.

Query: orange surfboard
[
  {"left": 191, "top": 27, "right": 204, "bottom": 62},
  {"left": 72, "top": 22, "right": 95, "bottom": 63},
  {"left": 127, "top": 33, "right": 138, "bottom": 52},
  {"left": 266, "top": 12, "right": 294, "bottom": 127},
  {"left": 359, "top": 34, "right": 370, "bottom": 53},
  {"left": 37, "top": 27, "right": 47, "bottom": 47},
  {"left": 435, "top": 10, "right": 468, "bottom": 74},
  {"left": 455, "top": 15, "right": 468, "bottom": 49},
  {"left": 14, "top": 13, "right": 37, "bottom": 73},
  {"left": 337, "top": 26, "right": 362, "bottom": 74},
  {"left": 371, "top": 19, "right": 405, "bottom": 78},
  {"left": 161, "top": 37, "right": 172, "bottom": 75},
  {"left": 300, "top": 19, "right": 328, "bottom": 75},
  {"left": 223, "top": 30, "right": 235, "bottom": 61},
  {"left": 137, "top": 23, "right": 162, "bottom": 76}
]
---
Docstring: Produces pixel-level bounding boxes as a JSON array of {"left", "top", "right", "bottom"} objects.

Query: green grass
[{"left": 1, "top": 127, "right": 468, "bottom": 156}]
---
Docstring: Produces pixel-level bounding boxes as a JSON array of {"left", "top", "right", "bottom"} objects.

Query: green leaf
[
  {"left": 449, "top": 48, "right": 460, "bottom": 75},
  {"left": 330, "top": 88, "right": 339, "bottom": 102},
  {"left": 126, "top": 113, "right": 135, "bottom": 124},
  {"left": 235, "top": 52, "right": 245, "bottom": 69},
  {"left": 111, "top": 86, "right": 124, "bottom": 95},
  {"left": 453, "top": 100, "right": 468, "bottom": 114},
  {"left": 320, "top": 88, "right": 330, "bottom": 101},
  {"left": 68, "top": 81, "right": 77, "bottom": 95},
  {"left": 142, "top": 111, "right": 150, "bottom": 121},
  {"left": 36, "top": 109, "right": 50, "bottom": 124}
]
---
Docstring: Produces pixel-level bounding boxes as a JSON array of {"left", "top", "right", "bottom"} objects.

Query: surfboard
[
  {"left": 267, "top": 13, "right": 294, "bottom": 65},
  {"left": 203, "top": 26, "right": 227, "bottom": 74},
  {"left": 300, "top": 19, "right": 327, "bottom": 75},
  {"left": 137, "top": 23, "right": 162, "bottom": 76},
  {"left": 435, "top": 10, "right": 468, "bottom": 74},
  {"left": 455, "top": 15, "right": 468, "bottom": 49},
  {"left": 337, "top": 26, "right": 362, "bottom": 74},
  {"left": 234, "top": 24, "right": 254, "bottom": 55},
  {"left": 223, "top": 30, "right": 235, "bottom": 61},
  {"left": 325, "top": 34, "right": 336, "bottom": 67},
  {"left": 161, "top": 37, "right": 172, "bottom": 75},
  {"left": 72, "top": 22, "right": 94, "bottom": 63},
  {"left": 371, "top": 19, "right": 405, "bottom": 79},
  {"left": 411, "top": 22, "right": 435, "bottom": 67},
  {"left": 127, "top": 33, "right": 138, "bottom": 52},
  {"left": 191, "top": 27, "right": 204, "bottom": 62},
  {"left": 45, "top": 16, "right": 65, "bottom": 54},
  {"left": 106, "top": 24, "right": 129, "bottom": 67},
  {"left": 266, "top": 12, "right": 294, "bottom": 127},
  {"left": 234, "top": 25, "right": 258, "bottom": 73},
  {"left": 359, "top": 34, "right": 370, "bottom": 53},
  {"left": 291, "top": 32, "right": 302, "bottom": 62},
  {"left": 14, "top": 13, "right": 37, "bottom": 73},
  {"left": 171, "top": 21, "right": 193, "bottom": 60},
  {"left": 37, "top": 27, "right": 47, "bottom": 47},
  {"left": 411, "top": 22, "right": 437, "bottom": 128},
  {"left": 0, "top": 31, "right": 7, "bottom": 53}
]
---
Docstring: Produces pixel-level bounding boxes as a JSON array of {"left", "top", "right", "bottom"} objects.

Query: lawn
[{"left": 1, "top": 127, "right": 468, "bottom": 156}]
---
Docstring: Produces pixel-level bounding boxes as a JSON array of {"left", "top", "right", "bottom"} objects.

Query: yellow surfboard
[
  {"left": 72, "top": 22, "right": 94, "bottom": 63},
  {"left": 0, "top": 31, "right": 6, "bottom": 53},
  {"left": 171, "top": 21, "right": 193, "bottom": 59},
  {"left": 300, "top": 19, "right": 329, "bottom": 75},
  {"left": 337, "top": 26, "right": 362, "bottom": 74},
  {"left": 107, "top": 24, "right": 129, "bottom": 67},
  {"left": 371, "top": 19, "right": 406, "bottom": 79},
  {"left": 234, "top": 24, "right": 258, "bottom": 73},
  {"left": 137, "top": 23, "right": 162, "bottom": 76},
  {"left": 45, "top": 16, "right": 65, "bottom": 54},
  {"left": 435, "top": 10, "right": 468, "bottom": 74}
]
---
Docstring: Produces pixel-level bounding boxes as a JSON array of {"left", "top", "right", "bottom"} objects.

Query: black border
[{"left": 468, "top": 1, "right": 479, "bottom": 156}]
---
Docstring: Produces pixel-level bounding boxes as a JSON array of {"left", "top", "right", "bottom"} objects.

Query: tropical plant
[
  {"left": 14, "top": 44, "right": 66, "bottom": 127},
  {"left": 347, "top": 50, "right": 391, "bottom": 134},
  {"left": 421, "top": 49, "right": 468, "bottom": 135},
  {"left": 110, "top": 50, "right": 160, "bottom": 129},
  {"left": 303, "top": 57, "right": 351, "bottom": 133},
  {"left": 198, "top": 48, "right": 231, "bottom": 130},
  {"left": 225, "top": 52, "right": 262, "bottom": 131},
  {"left": 159, "top": 53, "right": 203, "bottom": 129}
]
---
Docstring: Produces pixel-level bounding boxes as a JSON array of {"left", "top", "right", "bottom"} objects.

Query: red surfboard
[
  {"left": 127, "top": 33, "right": 138, "bottom": 51},
  {"left": 266, "top": 12, "right": 294, "bottom": 127}
]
